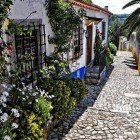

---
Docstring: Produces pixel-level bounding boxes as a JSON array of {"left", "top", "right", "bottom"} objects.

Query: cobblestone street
[{"left": 48, "top": 51, "right": 140, "bottom": 140}]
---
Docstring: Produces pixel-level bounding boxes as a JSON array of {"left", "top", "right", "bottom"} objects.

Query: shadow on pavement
[
  {"left": 47, "top": 65, "right": 114, "bottom": 140},
  {"left": 123, "top": 59, "right": 137, "bottom": 70}
]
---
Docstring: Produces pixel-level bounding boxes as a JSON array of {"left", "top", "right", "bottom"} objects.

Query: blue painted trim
[{"left": 71, "top": 66, "right": 86, "bottom": 79}]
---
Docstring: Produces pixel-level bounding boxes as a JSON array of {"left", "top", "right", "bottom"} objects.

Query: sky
[{"left": 92, "top": 0, "right": 140, "bottom": 14}]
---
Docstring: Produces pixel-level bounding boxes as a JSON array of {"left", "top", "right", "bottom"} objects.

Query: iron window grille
[
  {"left": 15, "top": 24, "right": 46, "bottom": 85},
  {"left": 73, "top": 24, "right": 83, "bottom": 59},
  {"left": 102, "top": 21, "right": 106, "bottom": 40}
]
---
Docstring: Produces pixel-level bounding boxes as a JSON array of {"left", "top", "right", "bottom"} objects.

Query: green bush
[
  {"left": 109, "top": 42, "right": 117, "bottom": 55},
  {"left": 62, "top": 77, "right": 88, "bottom": 103},
  {"left": 38, "top": 78, "right": 76, "bottom": 120},
  {"left": 105, "top": 48, "right": 114, "bottom": 69}
]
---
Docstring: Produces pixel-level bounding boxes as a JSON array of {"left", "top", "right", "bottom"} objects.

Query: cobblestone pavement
[{"left": 48, "top": 51, "right": 140, "bottom": 140}]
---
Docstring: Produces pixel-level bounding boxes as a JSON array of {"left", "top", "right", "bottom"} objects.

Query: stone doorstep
[
  {"left": 86, "top": 72, "right": 99, "bottom": 79},
  {"left": 85, "top": 79, "right": 99, "bottom": 85}
]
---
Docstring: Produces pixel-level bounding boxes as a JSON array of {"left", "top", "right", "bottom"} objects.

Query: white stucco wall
[
  {"left": 9, "top": 0, "right": 55, "bottom": 56},
  {"left": 69, "top": 6, "right": 110, "bottom": 72},
  {"left": 9, "top": 0, "right": 110, "bottom": 73}
]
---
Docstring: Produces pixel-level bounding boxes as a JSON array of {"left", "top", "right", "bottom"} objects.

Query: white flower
[
  {"left": 14, "top": 112, "right": 20, "bottom": 118},
  {"left": 33, "top": 92, "right": 37, "bottom": 96},
  {"left": 40, "top": 90, "right": 45, "bottom": 96},
  {"left": 11, "top": 109, "right": 20, "bottom": 117},
  {"left": 12, "top": 123, "right": 19, "bottom": 129},
  {"left": 11, "top": 108, "right": 18, "bottom": 114},
  {"left": 28, "top": 85, "right": 33, "bottom": 90},
  {"left": 22, "top": 91, "right": 25, "bottom": 95},
  {"left": 2, "top": 91, "right": 9, "bottom": 97},
  {"left": 0, "top": 115, "right": 8, "bottom": 122},
  {"left": 3, "top": 113, "right": 8, "bottom": 117},
  {"left": 51, "top": 95, "right": 55, "bottom": 98},
  {"left": 28, "top": 102, "right": 32, "bottom": 104},
  {"left": 0, "top": 113, "right": 8, "bottom": 122},
  {"left": 18, "top": 88, "right": 21, "bottom": 91},
  {"left": 4, "top": 135, "right": 11, "bottom": 140},
  {"left": 21, "top": 82, "right": 25, "bottom": 86},
  {"left": 54, "top": 60, "right": 59, "bottom": 63},
  {"left": 50, "top": 105, "right": 53, "bottom": 109},
  {"left": 7, "top": 87, "right": 12, "bottom": 91},
  {"left": 0, "top": 109, "right": 2, "bottom": 113},
  {"left": 1, "top": 83, "right": 7, "bottom": 89},
  {"left": 0, "top": 96, "right": 7, "bottom": 103},
  {"left": 35, "top": 99, "right": 38, "bottom": 102},
  {"left": 22, "top": 98, "right": 26, "bottom": 101},
  {"left": 2, "top": 103, "right": 7, "bottom": 107},
  {"left": 12, "top": 84, "right": 16, "bottom": 87},
  {"left": 48, "top": 95, "right": 54, "bottom": 99}
]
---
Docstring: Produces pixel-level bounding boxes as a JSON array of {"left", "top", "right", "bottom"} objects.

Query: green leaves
[
  {"left": 122, "top": 8, "right": 140, "bottom": 38},
  {"left": 35, "top": 97, "right": 52, "bottom": 120},
  {"left": 122, "top": 0, "right": 140, "bottom": 9},
  {"left": 46, "top": 0, "right": 85, "bottom": 53}
]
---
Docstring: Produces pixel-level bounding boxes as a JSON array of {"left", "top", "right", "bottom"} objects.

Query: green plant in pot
[{"left": 94, "top": 28, "right": 103, "bottom": 66}]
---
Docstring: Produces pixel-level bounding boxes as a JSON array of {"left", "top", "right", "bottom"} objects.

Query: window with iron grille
[
  {"left": 73, "top": 24, "right": 83, "bottom": 59},
  {"left": 102, "top": 21, "right": 106, "bottom": 40},
  {"left": 15, "top": 24, "right": 46, "bottom": 84}
]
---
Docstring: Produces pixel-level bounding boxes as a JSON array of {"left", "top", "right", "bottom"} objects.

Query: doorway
[{"left": 86, "top": 25, "right": 93, "bottom": 65}]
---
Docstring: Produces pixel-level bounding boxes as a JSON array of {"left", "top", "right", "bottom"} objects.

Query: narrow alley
[{"left": 48, "top": 51, "right": 140, "bottom": 140}]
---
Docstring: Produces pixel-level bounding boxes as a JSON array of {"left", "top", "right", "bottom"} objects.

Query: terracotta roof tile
[{"left": 66, "top": 0, "right": 112, "bottom": 15}]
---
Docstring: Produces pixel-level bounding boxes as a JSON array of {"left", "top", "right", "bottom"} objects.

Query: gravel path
[{"left": 48, "top": 51, "right": 140, "bottom": 140}]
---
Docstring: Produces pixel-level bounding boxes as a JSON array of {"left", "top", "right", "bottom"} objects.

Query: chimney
[{"left": 105, "top": 6, "right": 108, "bottom": 10}]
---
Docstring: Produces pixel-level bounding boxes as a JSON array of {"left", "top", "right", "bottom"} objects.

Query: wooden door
[{"left": 86, "top": 25, "right": 93, "bottom": 65}]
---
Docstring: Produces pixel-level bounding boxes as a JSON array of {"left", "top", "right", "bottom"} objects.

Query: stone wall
[{"left": 129, "top": 32, "right": 140, "bottom": 74}]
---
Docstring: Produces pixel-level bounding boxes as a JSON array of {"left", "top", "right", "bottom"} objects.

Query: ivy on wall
[{"left": 45, "top": 0, "right": 86, "bottom": 53}]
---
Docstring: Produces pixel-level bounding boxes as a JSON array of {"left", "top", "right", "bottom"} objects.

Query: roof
[{"left": 67, "top": 0, "right": 112, "bottom": 15}]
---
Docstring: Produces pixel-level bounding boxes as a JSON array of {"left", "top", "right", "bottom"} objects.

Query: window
[
  {"left": 73, "top": 24, "right": 83, "bottom": 59},
  {"left": 14, "top": 24, "right": 46, "bottom": 84},
  {"left": 102, "top": 21, "right": 106, "bottom": 40}
]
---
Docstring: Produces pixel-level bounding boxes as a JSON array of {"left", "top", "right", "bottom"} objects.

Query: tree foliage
[
  {"left": 109, "top": 15, "right": 126, "bottom": 47},
  {"left": 122, "top": 0, "right": 140, "bottom": 9},
  {"left": 122, "top": 0, "right": 140, "bottom": 38}
]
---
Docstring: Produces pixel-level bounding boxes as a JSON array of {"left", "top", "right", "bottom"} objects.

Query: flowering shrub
[
  {"left": 0, "top": 84, "right": 17, "bottom": 139},
  {"left": 0, "top": 83, "right": 53, "bottom": 139},
  {"left": 38, "top": 78, "right": 76, "bottom": 120}
]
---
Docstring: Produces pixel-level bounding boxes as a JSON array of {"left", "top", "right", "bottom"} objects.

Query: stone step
[
  {"left": 85, "top": 78, "right": 99, "bottom": 85},
  {"left": 86, "top": 66, "right": 100, "bottom": 78},
  {"left": 87, "top": 66, "right": 100, "bottom": 73},
  {"left": 86, "top": 72, "right": 99, "bottom": 79}
]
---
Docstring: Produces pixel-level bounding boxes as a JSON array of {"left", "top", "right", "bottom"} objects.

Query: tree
[
  {"left": 109, "top": 15, "right": 126, "bottom": 48},
  {"left": 122, "top": 0, "right": 140, "bottom": 9},
  {"left": 122, "top": 0, "right": 140, "bottom": 38}
]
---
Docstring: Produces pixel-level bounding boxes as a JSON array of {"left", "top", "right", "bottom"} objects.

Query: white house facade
[{"left": 8, "top": 0, "right": 112, "bottom": 80}]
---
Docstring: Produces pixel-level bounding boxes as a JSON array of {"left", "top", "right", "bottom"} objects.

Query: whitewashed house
[
  {"left": 67, "top": 0, "right": 112, "bottom": 78},
  {"left": 8, "top": 0, "right": 112, "bottom": 81}
]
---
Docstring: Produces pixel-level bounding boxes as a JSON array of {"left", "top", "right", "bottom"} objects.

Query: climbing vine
[
  {"left": 45, "top": 0, "right": 86, "bottom": 53},
  {"left": 0, "top": 0, "right": 13, "bottom": 83}
]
